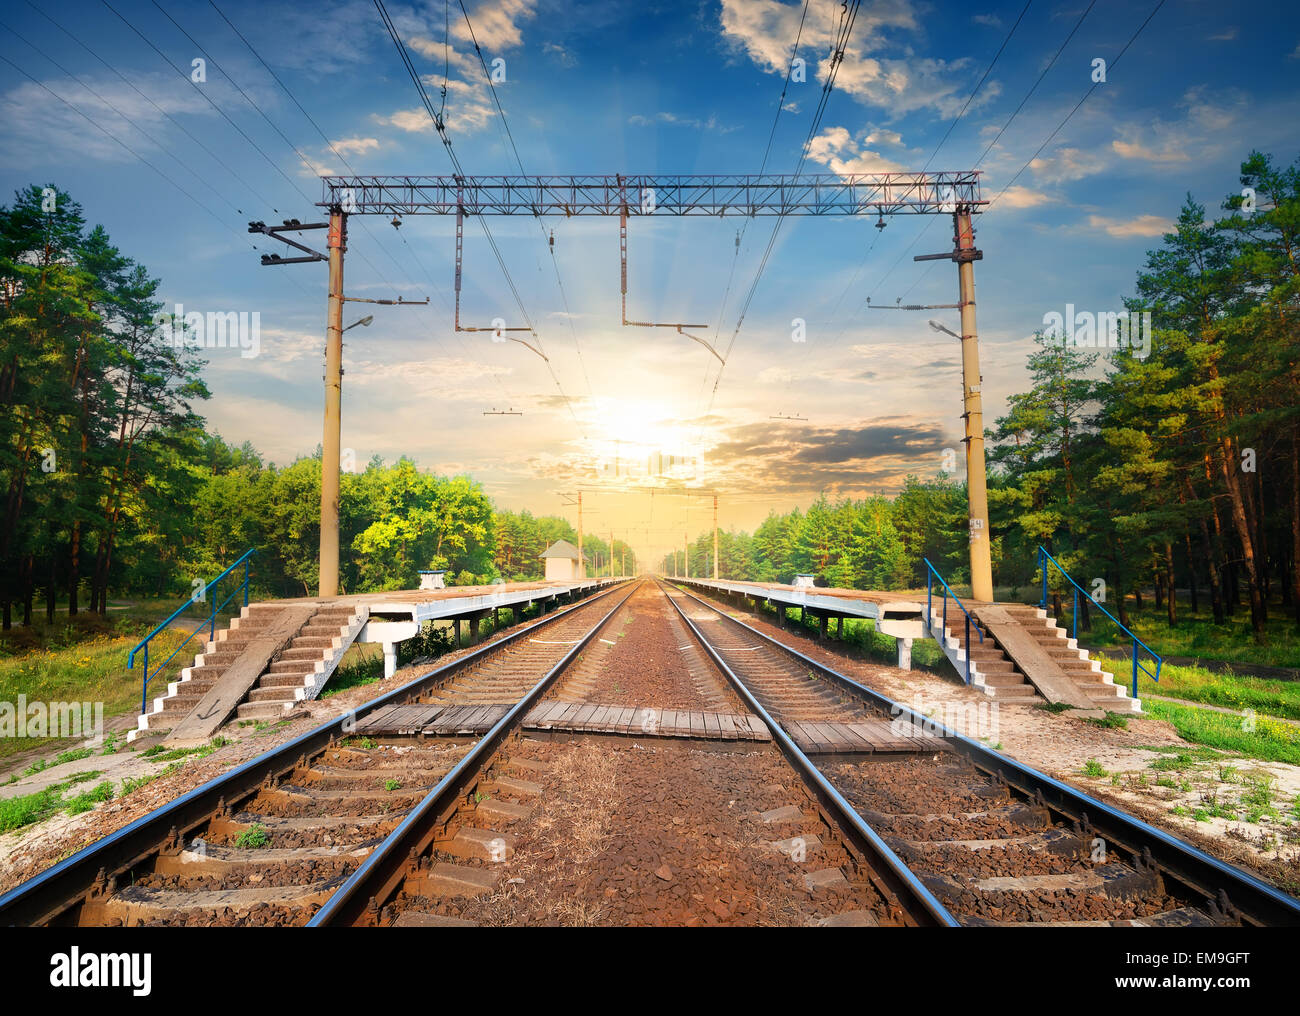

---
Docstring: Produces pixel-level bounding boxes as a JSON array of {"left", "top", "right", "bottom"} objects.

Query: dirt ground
[{"left": 402, "top": 738, "right": 885, "bottom": 927}]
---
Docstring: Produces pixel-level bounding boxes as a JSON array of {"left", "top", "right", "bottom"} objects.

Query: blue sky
[{"left": 3, "top": 0, "right": 1298, "bottom": 563}]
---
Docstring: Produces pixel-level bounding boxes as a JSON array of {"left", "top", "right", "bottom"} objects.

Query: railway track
[
  {"left": 664, "top": 581, "right": 1300, "bottom": 928},
  {"left": 0, "top": 580, "right": 634, "bottom": 927},
  {"left": 6, "top": 577, "right": 1298, "bottom": 927},
  {"left": 313, "top": 578, "right": 936, "bottom": 926}
]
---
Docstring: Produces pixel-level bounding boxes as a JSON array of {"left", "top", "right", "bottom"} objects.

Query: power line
[
  {"left": 972, "top": 0, "right": 1097, "bottom": 173},
  {"left": 709, "top": 0, "right": 862, "bottom": 411},
  {"left": 2, "top": 17, "right": 243, "bottom": 220},
  {"left": 921, "top": 0, "right": 1033, "bottom": 173},
  {"left": 698, "top": 0, "right": 812, "bottom": 414},
  {"left": 25, "top": 2, "right": 279, "bottom": 217},
  {"left": 894, "top": 0, "right": 1161, "bottom": 313},
  {"left": 100, "top": 0, "right": 317, "bottom": 210},
  {"left": 895, "top": 0, "right": 1101, "bottom": 304},
  {"left": 454, "top": 0, "right": 593, "bottom": 398},
  {"left": 986, "top": 0, "right": 1167, "bottom": 211},
  {"left": 0, "top": 49, "right": 298, "bottom": 284},
  {"left": 201, "top": 0, "right": 517, "bottom": 405},
  {"left": 829, "top": 3, "right": 1034, "bottom": 336},
  {"left": 372, "top": 0, "right": 586, "bottom": 436}
]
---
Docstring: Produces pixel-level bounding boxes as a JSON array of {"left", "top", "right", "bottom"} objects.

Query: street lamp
[
  {"left": 344, "top": 315, "right": 374, "bottom": 331},
  {"left": 928, "top": 319, "right": 958, "bottom": 339}
]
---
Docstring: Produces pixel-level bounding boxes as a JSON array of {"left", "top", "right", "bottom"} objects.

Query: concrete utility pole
[
  {"left": 684, "top": 534, "right": 689, "bottom": 579},
  {"left": 955, "top": 208, "right": 992, "bottom": 602},
  {"left": 319, "top": 206, "right": 346, "bottom": 598},
  {"left": 578, "top": 492, "right": 584, "bottom": 578},
  {"left": 919, "top": 207, "right": 993, "bottom": 602},
  {"left": 712, "top": 494, "right": 719, "bottom": 580}
]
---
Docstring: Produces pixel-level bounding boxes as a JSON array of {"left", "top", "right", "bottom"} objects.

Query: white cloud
[
  {"left": 1027, "top": 146, "right": 1110, "bottom": 184},
  {"left": 994, "top": 185, "right": 1052, "bottom": 209},
  {"left": 1088, "top": 213, "right": 1173, "bottom": 238},
  {"left": 805, "top": 126, "right": 904, "bottom": 175},
  {"left": 1112, "top": 133, "right": 1192, "bottom": 164},
  {"left": 719, "top": 0, "right": 990, "bottom": 119},
  {"left": 449, "top": 0, "right": 537, "bottom": 51},
  {"left": 0, "top": 73, "right": 213, "bottom": 168},
  {"left": 331, "top": 136, "right": 380, "bottom": 156},
  {"left": 383, "top": 1, "right": 538, "bottom": 139},
  {"left": 543, "top": 42, "right": 577, "bottom": 67}
]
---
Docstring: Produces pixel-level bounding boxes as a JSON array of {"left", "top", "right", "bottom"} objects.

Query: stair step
[
  {"left": 247, "top": 686, "right": 300, "bottom": 703},
  {"left": 259, "top": 672, "right": 313, "bottom": 689},
  {"left": 269, "top": 659, "right": 318, "bottom": 675}
]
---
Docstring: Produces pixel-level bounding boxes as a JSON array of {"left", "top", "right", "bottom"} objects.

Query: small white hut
[{"left": 540, "top": 539, "right": 585, "bottom": 581}]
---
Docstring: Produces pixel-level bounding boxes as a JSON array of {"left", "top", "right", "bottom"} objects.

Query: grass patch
[
  {"left": 0, "top": 773, "right": 116, "bottom": 833},
  {"left": 234, "top": 822, "right": 270, "bottom": 849},
  {"left": 1051, "top": 595, "right": 1300, "bottom": 669},
  {"left": 822, "top": 617, "right": 946, "bottom": 670},
  {"left": 0, "top": 784, "right": 66, "bottom": 833},
  {"left": 1081, "top": 758, "right": 1107, "bottom": 777},
  {"left": 0, "top": 626, "right": 190, "bottom": 763},
  {"left": 119, "top": 772, "right": 157, "bottom": 797},
  {"left": 1100, "top": 657, "right": 1300, "bottom": 721},
  {"left": 1149, "top": 750, "right": 1220, "bottom": 772},
  {"left": 1141, "top": 700, "right": 1300, "bottom": 766},
  {"left": 63, "top": 781, "right": 113, "bottom": 815},
  {"left": 143, "top": 743, "right": 217, "bottom": 765},
  {"left": 320, "top": 645, "right": 384, "bottom": 698},
  {"left": 1037, "top": 702, "right": 1076, "bottom": 714},
  {"left": 1084, "top": 712, "right": 1130, "bottom": 730},
  {"left": 22, "top": 746, "right": 94, "bottom": 776}
]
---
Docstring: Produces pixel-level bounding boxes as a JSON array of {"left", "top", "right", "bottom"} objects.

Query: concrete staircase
[
  {"left": 924, "top": 605, "right": 1040, "bottom": 705},
  {"left": 924, "top": 602, "right": 1141, "bottom": 713},
  {"left": 236, "top": 604, "right": 368, "bottom": 720},
  {"left": 130, "top": 602, "right": 367, "bottom": 740}
]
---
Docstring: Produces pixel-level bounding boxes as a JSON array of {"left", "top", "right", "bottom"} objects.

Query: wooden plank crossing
[
  {"left": 352, "top": 700, "right": 773, "bottom": 742},
  {"left": 353, "top": 702, "right": 512, "bottom": 736},
  {"left": 783, "top": 717, "right": 938, "bottom": 755},
  {"left": 523, "top": 701, "right": 771, "bottom": 742}
]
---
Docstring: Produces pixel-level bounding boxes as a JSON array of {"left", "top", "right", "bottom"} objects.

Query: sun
[{"left": 584, "top": 397, "right": 703, "bottom": 479}]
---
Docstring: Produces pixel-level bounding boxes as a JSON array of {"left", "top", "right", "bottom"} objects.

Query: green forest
[
  {"left": 668, "top": 151, "right": 1300, "bottom": 635},
  {"left": 3, "top": 148, "right": 1297, "bottom": 635},
  {"left": 0, "top": 183, "right": 631, "bottom": 625}
]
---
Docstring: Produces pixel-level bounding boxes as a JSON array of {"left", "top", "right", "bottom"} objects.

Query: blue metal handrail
[
  {"left": 924, "top": 557, "right": 983, "bottom": 685},
  {"left": 128, "top": 549, "right": 256, "bottom": 713},
  {"left": 1037, "top": 545, "right": 1162, "bottom": 699}
]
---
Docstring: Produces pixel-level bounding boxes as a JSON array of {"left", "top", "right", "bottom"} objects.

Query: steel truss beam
[{"left": 321, "top": 173, "right": 984, "bottom": 217}]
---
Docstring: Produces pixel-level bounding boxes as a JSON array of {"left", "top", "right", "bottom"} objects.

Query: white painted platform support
[{"left": 360, "top": 619, "right": 419, "bottom": 680}]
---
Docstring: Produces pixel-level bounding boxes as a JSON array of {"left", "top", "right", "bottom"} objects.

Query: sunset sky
[{"left": 3, "top": 0, "right": 1297, "bottom": 567}]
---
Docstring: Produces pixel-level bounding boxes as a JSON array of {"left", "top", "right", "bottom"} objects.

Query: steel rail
[
  {"left": 658, "top": 579, "right": 958, "bottom": 927},
  {"left": 0, "top": 580, "right": 630, "bottom": 927},
  {"left": 671, "top": 582, "right": 1300, "bottom": 927},
  {"left": 310, "top": 579, "right": 644, "bottom": 925}
]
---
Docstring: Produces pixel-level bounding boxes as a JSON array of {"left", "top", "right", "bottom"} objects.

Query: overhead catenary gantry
[
  {"left": 321, "top": 172, "right": 983, "bottom": 217},
  {"left": 295, "top": 171, "right": 992, "bottom": 600}
]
